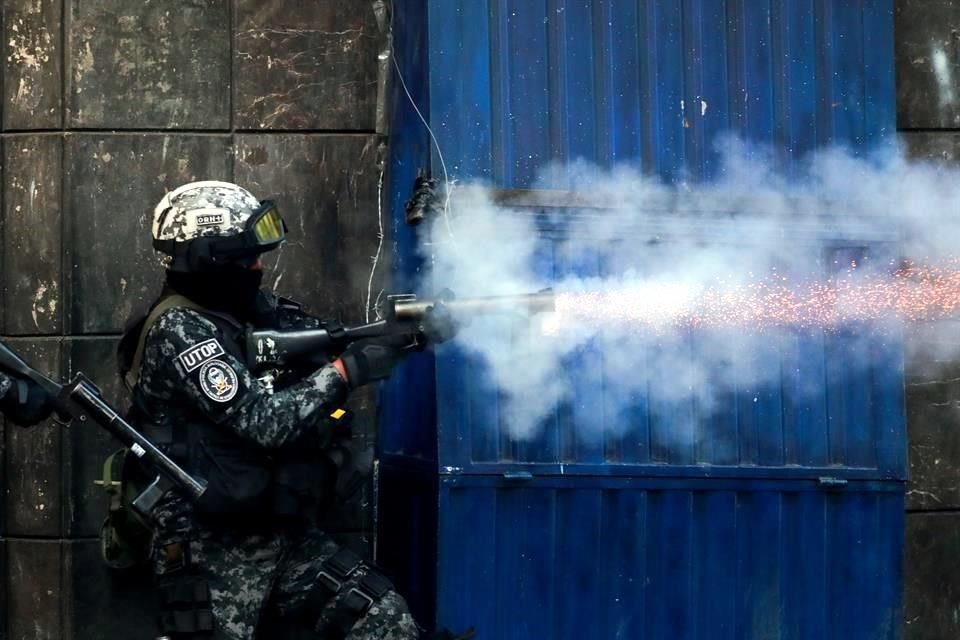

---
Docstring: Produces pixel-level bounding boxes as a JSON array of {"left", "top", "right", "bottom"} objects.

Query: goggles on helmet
[
  {"left": 207, "top": 200, "right": 287, "bottom": 256},
  {"left": 155, "top": 200, "right": 288, "bottom": 271},
  {"left": 251, "top": 201, "right": 286, "bottom": 245}
]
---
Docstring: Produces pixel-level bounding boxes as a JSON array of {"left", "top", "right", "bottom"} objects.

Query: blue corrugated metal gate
[
  {"left": 424, "top": 0, "right": 894, "bottom": 182},
  {"left": 380, "top": 2, "right": 904, "bottom": 638}
]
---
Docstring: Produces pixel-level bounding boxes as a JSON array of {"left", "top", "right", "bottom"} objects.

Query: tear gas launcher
[
  {"left": 247, "top": 289, "right": 556, "bottom": 369},
  {"left": 0, "top": 340, "right": 206, "bottom": 516}
]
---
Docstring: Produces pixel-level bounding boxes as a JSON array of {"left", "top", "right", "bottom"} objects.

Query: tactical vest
[{"left": 122, "top": 294, "right": 345, "bottom": 528}]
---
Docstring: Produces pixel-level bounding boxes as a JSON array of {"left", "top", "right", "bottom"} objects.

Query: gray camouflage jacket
[{"left": 136, "top": 306, "right": 348, "bottom": 449}]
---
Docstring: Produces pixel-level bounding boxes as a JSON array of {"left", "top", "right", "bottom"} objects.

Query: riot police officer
[
  {"left": 121, "top": 181, "right": 423, "bottom": 640},
  {"left": 0, "top": 369, "right": 55, "bottom": 427}
]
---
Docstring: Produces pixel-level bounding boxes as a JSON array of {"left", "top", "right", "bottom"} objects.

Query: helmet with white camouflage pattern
[{"left": 152, "top": 181, "right": 287, "bottom": 272}]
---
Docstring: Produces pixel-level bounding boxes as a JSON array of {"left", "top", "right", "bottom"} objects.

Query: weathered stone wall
[
  {"left": 898, "top": 2, "right": 960, "bottom": 639},
  {"left": 0, "top": 2, "right": 389, "bottom": 638}
]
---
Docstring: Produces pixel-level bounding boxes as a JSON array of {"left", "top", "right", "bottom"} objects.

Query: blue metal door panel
[
  {"left": 426, "top": 0, "right": 494, "bottom": 180},
  {"left": 380, "top": 2, "right": 905, "bottom": 639},
  {"left": 427, "top": 0, "right": 895, "bottom": 181},
  {"left": 680, "top": 1, "right": 730, "bottom": 178},
  {"left": 434, "top": 477, "right": 904, "bottom": 640},
  {"left": 603, "top": 0, "right": 644, "bottom": 164},
  {"left": 436, "top": 332, "right": 905, "bottom": 476},
  {"left": 415, "top": 0, "right": 904, "bottom": 479},
  {"left": 779, "top": 0, "right": 819, "bottom": 164}
]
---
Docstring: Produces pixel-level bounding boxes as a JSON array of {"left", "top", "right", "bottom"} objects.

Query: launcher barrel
[{"left": 390, "top": 289, "right": 555, "bottom": 321}]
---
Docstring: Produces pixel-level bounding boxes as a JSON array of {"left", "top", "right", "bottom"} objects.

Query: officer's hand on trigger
[
  {"left": 1, "top": 377, "right": 55, "bottom": 427},
  {"left": 335, "top": 337, "right": 409, "bottom": 390},
  {"left": 420, "top": 299, "right": 460, "bottom": 346}
]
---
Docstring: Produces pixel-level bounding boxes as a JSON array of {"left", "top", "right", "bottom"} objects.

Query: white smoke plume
[{"left": 421, "top": 138, "right": 959, "bottom": 442}]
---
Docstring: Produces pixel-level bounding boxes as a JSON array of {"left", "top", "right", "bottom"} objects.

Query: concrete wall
[
  {"left": 0, "top": 2, "right": 389, "bottom": 638},
  {"left": 898, "top": 1, "right": 960, "bottom": 638}
]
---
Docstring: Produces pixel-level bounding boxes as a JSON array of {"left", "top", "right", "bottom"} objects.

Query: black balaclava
[{"left": 165, "top": 266, "right": 264, "bottom": 322}]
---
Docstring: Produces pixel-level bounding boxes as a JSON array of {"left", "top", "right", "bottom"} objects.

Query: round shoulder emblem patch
[{"left": 198, "top": 359, "right": 239, "bottom": 403}]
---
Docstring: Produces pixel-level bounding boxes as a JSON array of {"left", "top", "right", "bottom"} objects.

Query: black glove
[
  {"left": 339, "top": 338, "right": 408, "bottom": 389},
  {"left": 419, "top": 300, "right": 460, "bottom": 345},
  {"left": 1, "top": 377, "right": 55, "bottom": 427}
]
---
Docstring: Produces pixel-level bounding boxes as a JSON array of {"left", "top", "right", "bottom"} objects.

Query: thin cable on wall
[
  {"left": 366, "top": 160, "right": 386, "bottom": 323},
  {"left": 389, "top": 1, "right": 457, "bottom": 242},
  {"left": 365, "top": 2, "right": 459, "bottom": 322}
]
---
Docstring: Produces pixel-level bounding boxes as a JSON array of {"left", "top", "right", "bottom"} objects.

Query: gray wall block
[
  {"left": 3, "top": 0, "right": 62, "bottom": 129},
  {"left": 67, "top": 0, "right": 230, "bottom": 129},
  {"left": 905, "top": 376, "right": 960, "bottom": 510},
  {"left": 234, "top": 1, "right": 384, "bottom": 130},
  {"left": 897, "top": 0, "right": 960, "bottom": 128},
  {"left": 5, "top": 540, "right": 62, "bottom": 640},
  {"left": 905, "top": 513, "right": 960, "bottom": 640},
  {"left": 3, "top": 135, "right": 63, "bottom": 335},
  {"left": 901, "top": 130, "right": 960, "bottom": 162}
]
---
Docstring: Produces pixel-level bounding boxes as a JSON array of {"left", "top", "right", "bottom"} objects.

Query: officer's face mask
[{"left": 166, "top": 266, "right": 265, "bottom": 321}]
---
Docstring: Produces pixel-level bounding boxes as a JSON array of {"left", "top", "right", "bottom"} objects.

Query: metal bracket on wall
[
  {"left": 817, "top": 476, "right": 849, "bottom": 489},
  {"left": 502, "top": 471, "right": 534, "bottom": 481}
]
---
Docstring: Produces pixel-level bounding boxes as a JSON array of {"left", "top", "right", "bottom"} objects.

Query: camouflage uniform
[{"left": 136, "top": 306, "right": 418, "bottom": 640}]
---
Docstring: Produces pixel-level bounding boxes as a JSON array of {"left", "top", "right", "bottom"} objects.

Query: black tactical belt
[
  {"left": 316, "top": 547, "right": 364, "bottom": 595},
  {"left": 158, "top": 576, "right": 214, "bottom": 637},
  {"left": 311, "top": 548, "right": 395, "bottom": 639},
  {"left": 160, "top": 578, "right": 210, "bottom": 607}
]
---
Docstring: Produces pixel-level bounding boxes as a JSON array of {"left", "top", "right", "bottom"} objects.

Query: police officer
[
  {"left": 0, "top": 369, "right": 55, "bottom": 427},
  {"left": 121, "top": 181, "right": 426, "bottom": 640}
]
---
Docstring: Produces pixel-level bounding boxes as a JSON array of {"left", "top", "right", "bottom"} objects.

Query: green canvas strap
[{"left": 125, "top": 294, "right": 206, "bottom": 390}]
